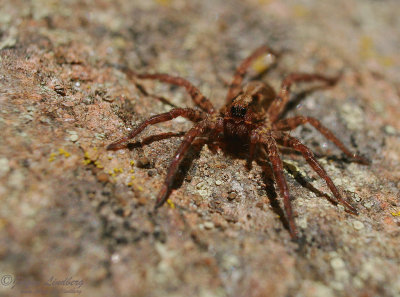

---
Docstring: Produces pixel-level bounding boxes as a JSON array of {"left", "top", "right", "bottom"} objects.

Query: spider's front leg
[
  {"left": 107, "top": 108, "right": 204, "bottom": 150},
  {"left": 247, "top": 132, "right": 260, "bottom": 169},
  {"left": 268, "top": 73, "right": 340, "bottom": 122},
  {"left": 155, "top": 120, "right": 209, "bottom": 208},
  {"left": 226, "top": 45, "right": 279, "bottom": 103}
]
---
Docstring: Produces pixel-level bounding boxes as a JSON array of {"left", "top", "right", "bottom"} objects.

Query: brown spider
[{"left": 107, "top": 45, "right": 369, "bottom": 239}]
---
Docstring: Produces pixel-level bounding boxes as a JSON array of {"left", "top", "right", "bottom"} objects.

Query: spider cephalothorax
[{"left": 107, "top": 45, "right": 369, "bottom": 239}]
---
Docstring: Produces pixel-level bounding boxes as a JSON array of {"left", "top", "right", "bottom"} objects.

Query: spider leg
[
  {"left": 247, "top": 142, "right": 256, "bottom": 169},
  {"left": 257, "top": 133, "right": 298, "bottom": 239},
  {"left": 126, "top": 132, "right": 186, "bottom": 150},
  {"left": 275, "top": 116, "right": 369, "bottom": 164},
  {"left": 107, "top": 108, "right": 204, "bottom": 150},
  {"left": 268, "top": 73, "right": 339, "bottom": 122},
  {"left": 276, "top": 132, "right": 358, "bottom": 215},
  {"left": 135, "top": 73, "right": 215, "bottom": 113},
  {"left": 226, "top": 45, "right": 278, "bottom": 103},
  {"left": 247, "top": 131, "right": 261, "bottom": 169},
  {"left": 155, "top": 120, "right": 209, "bottom": 208}
]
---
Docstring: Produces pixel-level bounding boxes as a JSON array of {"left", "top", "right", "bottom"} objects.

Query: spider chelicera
[{"left": 107, "top": 45, "right": 369, "bottom": 238}]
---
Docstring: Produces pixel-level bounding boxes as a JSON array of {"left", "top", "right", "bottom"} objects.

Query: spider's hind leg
[
  {"left": 274, "top": 116, "right": 369, "bottom": 164},
  {"left": 277, "top": 132, "right": 358, "bottom": 215}
]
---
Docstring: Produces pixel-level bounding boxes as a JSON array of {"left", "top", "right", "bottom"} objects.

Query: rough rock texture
[{"left": 0, "top": 0, "right": 399, "bottom": 296}]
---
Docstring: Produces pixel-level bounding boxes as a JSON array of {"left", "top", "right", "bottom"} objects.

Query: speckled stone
[{"left": 1, "top": 0, "right": 399, "bottom": 296}]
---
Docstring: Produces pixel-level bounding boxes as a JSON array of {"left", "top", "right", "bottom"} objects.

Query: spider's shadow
[
  {"left": 126, "top": 132, "right": 203, "bottom": 193},
  {"left": 254, "top": 150, "right": 340, "bottom": 234}
]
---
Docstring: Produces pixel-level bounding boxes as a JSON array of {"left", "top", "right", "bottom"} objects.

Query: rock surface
[{"left": 0, "top": 0, "right": 399, "bottom": 296}]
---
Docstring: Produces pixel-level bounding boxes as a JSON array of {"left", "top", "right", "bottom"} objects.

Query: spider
[{"left": 107, "top": 45, "right": 369, "bottom": 239}]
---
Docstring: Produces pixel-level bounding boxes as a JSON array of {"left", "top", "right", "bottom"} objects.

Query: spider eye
[{"left": 231, "top": 105, "right": 247, "bottom": 117}]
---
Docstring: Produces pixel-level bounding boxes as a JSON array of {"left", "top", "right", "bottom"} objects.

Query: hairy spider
[{"left": 107, "top": 45, "right": 369, "bottom": 238}]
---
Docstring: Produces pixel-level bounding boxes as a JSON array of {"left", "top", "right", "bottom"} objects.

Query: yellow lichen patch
[
  {"left": 107, "top": 167, "right": 125, "bottom": 177},
  {"left": 391, "top": 211, "right": 400, "bottom": 217},
  {"left": 83, "top": 159, "right": 92, "bottom": 165},
  {"left": 83, "top": 151, "right": 93, "bottom": 165},
  {"left": 82, "top": 150, "right": 95, "bottom": 165},
  {"left": 359, "top": 36, "right": 374, "bottom": 60},
  {"left": 0, "top": 218, "right": 8, "bottom": 230},
  {"left": 82, "top": 147, "right": 100, "bottom": 162},
  {"left": 49, "top": 148, "right": 71, "bottom": 162},
  {"left": 378, "top": 56, "right": 394, "bottom": 67},
  {"left": 359, "top": 36, "right": 394, "bottom": 67},
  {"left": 108, "top": 170, "right": 116, "bottom": 178},
  {"left": 113, "top": 167, "right": 123, "bottom": 173},
  {"left": 48, "top": 152, "right": 57, "bottom": 162},
  {"left": 94, "top": 160, "right": 104, "bottom": 169},
  {"left": 155, "top": 0, "right": 172, "bottom": 6},
  {"left": 283, "top": 160, "right": 307, "bottom": 178},
  {"left": 258, "top": 0, "right": 273, "bottom": 5},
  {"left": 130, "top": 160, "right": 135, "bottom": 166},
  {"left": 58, "top": 148, "right": 71, "bottom": 158},
  {"left": 167, "top": 199, "right": 175, "bottom": 209},
  {"left": 251, "top": 53, "right": 275, "bottom": 74},
  {"left": 292, "top": 5, "right": 309, "bottom": 18},
  {"left": 126, "top": 179, "right": 142, "bottom": 192}
]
